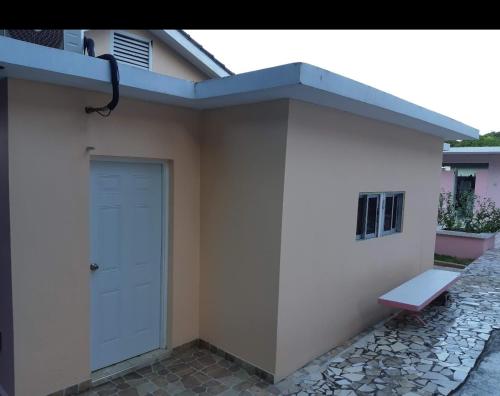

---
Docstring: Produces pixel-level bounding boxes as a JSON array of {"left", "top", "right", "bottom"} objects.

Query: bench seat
[{"left": 378, "top": 269, "right": 460, "bottom": 312}]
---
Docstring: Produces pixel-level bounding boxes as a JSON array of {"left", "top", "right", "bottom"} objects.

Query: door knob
[{"left": 90, "top": 263, "right": 99, "bottom": 271}]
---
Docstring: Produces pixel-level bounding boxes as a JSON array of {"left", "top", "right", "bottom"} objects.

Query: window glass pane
[
  {"left": 393, "top": 193, "right": 404, "bottom": 231},
  {"left": 356, "top": 195, "right": 367, "bottom": 236},
  {"left": 384, "top": 196, "right": 393, "bottom": 231},
  {"left": 366, "top": 196, "right": 378, "bottom": 235},
  {"left": 392, "top": 195, "right": 398, "bottom": 229}
]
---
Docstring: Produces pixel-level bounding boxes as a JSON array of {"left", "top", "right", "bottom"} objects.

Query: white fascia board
[
  {"left": 0, "top": 37, "right": 478, "bottom": 141},
  {"left": 149, "top": 30, "right": 230, "bottom": 79}
]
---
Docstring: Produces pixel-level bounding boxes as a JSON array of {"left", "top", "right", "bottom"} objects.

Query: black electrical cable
[
  {"left": 83, "top": 37, "right": 95, "bottom": 57},
  {"left": 83, "top": 38, "right": 120, "bottom": 117}
]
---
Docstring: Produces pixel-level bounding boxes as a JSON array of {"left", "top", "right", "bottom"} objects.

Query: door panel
[{"left": 90, "top": 161, "right": 163, "bottom": 371}]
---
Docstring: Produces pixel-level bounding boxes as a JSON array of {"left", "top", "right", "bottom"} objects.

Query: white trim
[
  {"left": 378, "top": 193, "right": 389, "bottom": 237},
  {"left": 150, "top": 30, "right": 230, "bottom": 78},
  {"left": 364, "top": 194, "right": 380, "bottom": 239},
  {"left": 159, "top": 162, "right": 170, "bottom": 349},
  {"left": 379, "top": 192, "right": 405, "bottom": 236}
]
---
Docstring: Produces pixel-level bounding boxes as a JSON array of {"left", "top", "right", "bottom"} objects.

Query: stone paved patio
[
  {"left": 79, "top": 248, "right": 500, "bottom": 396},
  {"left": 452, "top": 329, "right": 500, "bottom": 395}
]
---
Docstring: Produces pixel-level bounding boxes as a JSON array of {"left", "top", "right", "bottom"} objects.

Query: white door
[{"left": 90, "top": 160, "right": 163, "bottom": 371}]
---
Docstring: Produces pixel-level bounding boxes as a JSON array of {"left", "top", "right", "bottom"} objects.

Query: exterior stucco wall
[
  {"left": 435, "top": 232, "right": 495, "bottom": 259},
  {"left": 442, "top": 153, "right": 500, "bottom": 207},
  {"left": 475, "top": 169, "right": 489, "bottom": 200},
  {"left": 199, "top": 101, "right": 289, "bottom": 375},
  {"left": 8, "top": 79, "right": 201, "bottom": 396},
  {"left": 275, "top": 100, "right": 443, "bottom": 380},
  {"left": 7, "top": 76, "right": 449, "bottom": 392},
  {"left": 0, "top": 79, "right": 14, "bottom": 396},
  {"left": 440, "top": 169, "right": 454, "bottom": 194},
  {"left": 84, "top": 30, "right": 209, "bottom": 81}
]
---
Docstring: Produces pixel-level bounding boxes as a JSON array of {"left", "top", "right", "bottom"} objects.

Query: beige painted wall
[
  {"left": 7, "top": 78, "right": 444, "bottom": 393},
  {"left": 8, "top": 79, "right": 201, "bottom": 396},
  {"left": 274, "top": 100, "right": 443, "bottom": 380},
  {"left": 84, "top": 30, "right": 209, "bottom": 81},
  {"left": 199, "top": 101, "right": 289, "bottom": 374}
]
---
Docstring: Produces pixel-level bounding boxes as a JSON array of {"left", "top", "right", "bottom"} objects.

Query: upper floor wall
[{"left": 84, "top": 30, "right": 210, "bottom": 82}]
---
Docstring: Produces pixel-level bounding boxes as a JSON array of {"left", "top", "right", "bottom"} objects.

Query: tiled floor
[
  {"left": 81, "top": 347, "right": 282, "bottom": 396},
  {"left": 80, "top": 247, "right": 500, "bottom": 396}
]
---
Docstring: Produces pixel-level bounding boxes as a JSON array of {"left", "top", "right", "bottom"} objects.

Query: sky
[{"left": 185, "top": 30, "right": 500, "bottom": 135}]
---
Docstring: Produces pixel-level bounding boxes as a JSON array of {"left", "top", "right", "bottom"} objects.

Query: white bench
[{"left": 378, "top": 269, "right": 460, "bottom": 325}]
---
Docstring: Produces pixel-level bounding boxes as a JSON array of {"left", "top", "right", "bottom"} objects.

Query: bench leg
[
  {"left": 394, "top": 310, "right": 427, "bottom": 326},
  {"left": 408, "top": 311, "right": 426, "bottom": 326}
]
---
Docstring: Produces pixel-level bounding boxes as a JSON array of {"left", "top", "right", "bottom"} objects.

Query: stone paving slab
[
  {"left": 79, "top": 347, "right": 282, "bottom": 396},
  {"left": 78, "top": 248, "right": 500, "bottom": 396},
  {"left": 452, "top": 329, "right": 500, "bottom": 395},
  {"left": 281, "top": 249, "right": 500, "bottom": 395}
]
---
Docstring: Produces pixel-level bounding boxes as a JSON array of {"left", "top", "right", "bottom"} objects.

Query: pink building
[{"left": 441, "top": 146, "right": 500, "bottom": 206}]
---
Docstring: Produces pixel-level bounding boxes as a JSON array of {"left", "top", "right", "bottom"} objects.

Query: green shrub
[{"left": 438, "top": 191, "right": 500, "bottom": 233}]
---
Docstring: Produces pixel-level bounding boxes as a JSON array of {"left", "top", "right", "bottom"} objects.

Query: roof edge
[
  {"left": 195, "top": 63, "right": 302, "bottom": 98},
  {"left": 0, "top": 38, "right": 479, "bottom": 141},
  {"left": 443, "top": 147, "right": 500, "bottom": 154},
  {"left": 149, "top": 30, "right": 232, "bottom": 79},
  {"left": 298, "top": 63, "right": 479, "bottom": 141},
  {"left": 193, "top": 62, "right": 478, "bottom": 140}
]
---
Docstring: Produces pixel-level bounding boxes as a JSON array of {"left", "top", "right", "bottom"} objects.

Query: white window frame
[
  {"left": 380, "top": 192, "right": 404, "bottom": 236},
  {"left": 110, "top": 30, "right": 153, "bottom": 71},
  {"left": 365, "top": 194, "right": 380, "bottom": 240},
  {"left": 356, "top": 191, "right": 405, "bottom": 241}
]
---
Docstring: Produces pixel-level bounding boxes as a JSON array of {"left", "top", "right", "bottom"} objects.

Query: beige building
[{"left": 0, "top": 30, "right": 477, "bottom": 396}]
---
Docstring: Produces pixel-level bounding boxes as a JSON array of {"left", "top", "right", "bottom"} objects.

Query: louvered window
[{"left": 112, "top": 32, "right": 151, "bottom": 70}]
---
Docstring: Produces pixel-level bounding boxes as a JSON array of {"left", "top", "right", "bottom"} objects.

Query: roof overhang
[
  {"left": 149, "top": 30, "right": 231, "bottom": 79},
  {"left": 0, "top": 36, "right": 478, "bottom": 141},
  {"left": 443, "top": 147, "right": 500, "bottom": 155}
]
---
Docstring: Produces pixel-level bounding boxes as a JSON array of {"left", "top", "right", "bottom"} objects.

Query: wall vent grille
[{"left": 112, "top": 32, "right": 151, "bottom": 70}]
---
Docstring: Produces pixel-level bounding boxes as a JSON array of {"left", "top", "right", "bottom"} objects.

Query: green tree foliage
[{"left": 447, "top": 131, "right": 500, "bottom": 147}]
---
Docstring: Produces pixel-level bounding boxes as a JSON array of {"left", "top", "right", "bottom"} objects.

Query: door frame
[{"left": 89, "top": 155, "right": 171, "bottom": 354}]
